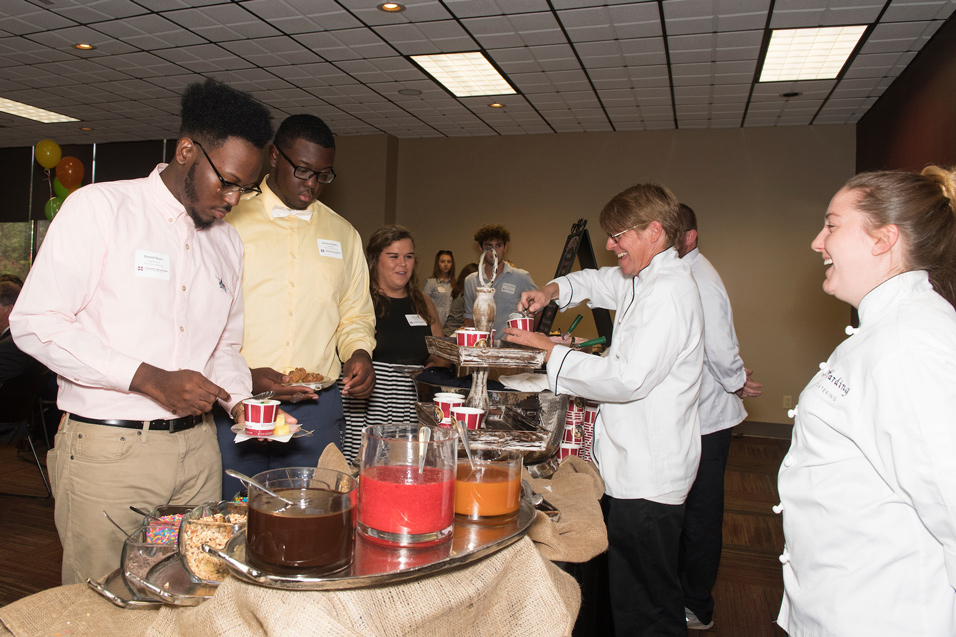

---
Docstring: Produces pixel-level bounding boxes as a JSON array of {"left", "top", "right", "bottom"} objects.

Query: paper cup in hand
[
  {"left": 243, "top": 399, "right": 280, "bottom": 436},
  {"left": 450, "top": 406, "right": 485, "bottom": 430},
  {"left": 434, "top": 392, "right": 465, "bottom": 426},
  {"left": 507, "top": 316, "right": 533, "bottom": 331},
  {"left": 455, "top": 329, "right": 490, "bottom": 347}
]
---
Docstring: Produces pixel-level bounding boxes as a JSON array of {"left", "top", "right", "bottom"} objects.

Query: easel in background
[{"left": 537, "top": 219, "right": 613, "bottom": 346}]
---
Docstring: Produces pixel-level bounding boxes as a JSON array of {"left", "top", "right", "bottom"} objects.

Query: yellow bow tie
[{"left": 271, "top": 205, "right": 312, "bottom": 221}]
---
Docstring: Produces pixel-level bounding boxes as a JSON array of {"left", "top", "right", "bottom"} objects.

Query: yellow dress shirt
[{"left": 228, "top": 178, "right": 375, "bottom": 380}]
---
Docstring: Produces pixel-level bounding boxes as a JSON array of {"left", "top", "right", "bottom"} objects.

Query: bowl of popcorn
[{"left": 178, "top": 501, "right": 247, "bottom": 585}]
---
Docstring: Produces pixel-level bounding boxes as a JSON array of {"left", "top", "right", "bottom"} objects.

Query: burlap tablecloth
[{"left": 0, "top": 447, "right": 607, "bottom": 637}]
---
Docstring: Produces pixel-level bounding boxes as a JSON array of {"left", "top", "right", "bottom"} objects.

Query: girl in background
[{"left": 423, "top": 250, "right": 455, "bottom": 325}]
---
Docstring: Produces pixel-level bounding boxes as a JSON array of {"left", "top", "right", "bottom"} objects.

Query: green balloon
[
  {"left": 53, "top": 177, "right": 71, "bottom": 199},
  {"left": 44, "top": 196, "right": 64, "bottom": 221}
]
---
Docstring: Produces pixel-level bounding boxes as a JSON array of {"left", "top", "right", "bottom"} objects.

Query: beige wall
[{"left": 327, "top": 126, "right": 857, "bottom": 424}]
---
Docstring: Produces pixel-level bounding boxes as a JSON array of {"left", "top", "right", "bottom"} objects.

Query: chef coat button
[
  {"left": 180, "top": 326, "right": 184, "bottom": 332},
  {"left": 787, "top": 409, "right": 796, "bottom": 419},
  {"left": 819, "top": 362, "right": 827, "bottom": 370},
  {"left": 845, "top": 325, "right": 857, "bottom": 335},
  {"left": 772, "top": 503, "right": 784, "bottom": 514},
  {"left": 783, "top": 457, "right": 793, "bottom": 467},
  {"left": 779, "top": 550, "right": 790, "bottom": 564}
]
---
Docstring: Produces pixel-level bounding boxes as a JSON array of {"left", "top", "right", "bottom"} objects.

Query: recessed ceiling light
[
  {"left": 489, "top": 102, "right": 505, "bottom": 108},
  {"left": 378, "top": 2, "right": 405, "bottom": 11},
  {"left": 80, "top": 126, "right": 93, "bottom": 131},
  {"left": 398, "top": 88, "right": 422, "bottom": 96},
  {"left": 411, "top": 52, "right": 517, "bottom": 98},
  {"left": 0, "top": 97, "right": 79, "bottom": 123},
  {"left": 759, "top": 26, "right": 866, "bottom": 82},
  {"left": 73, "top": 43, "right": 95, "bottom": 50}
]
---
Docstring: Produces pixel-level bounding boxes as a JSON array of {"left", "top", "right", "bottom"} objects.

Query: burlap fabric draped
[{"left": 0, "top": 448, "right": 607, "bottom": 637}]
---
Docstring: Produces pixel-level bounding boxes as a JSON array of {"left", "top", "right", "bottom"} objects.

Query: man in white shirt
[
  {"left": 677, "top": 203, "right": 762, "bottom": 630},
  {"left": 11, "top": 79, "right": 272, "bottom": 584}
]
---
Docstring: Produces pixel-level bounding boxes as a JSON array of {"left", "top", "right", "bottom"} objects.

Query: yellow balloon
[{"left": 35, "top": 139, "right": 62, "bottom": 170}]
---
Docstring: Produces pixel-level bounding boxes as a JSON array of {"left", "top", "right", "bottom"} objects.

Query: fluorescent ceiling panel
[
  {"left": 760, "top": 26, "right": 867, "bottom": 82},
  {"left": 411, "top": 52, "right": 516, "bottom": 97},
  {"left": 0, "top": 97, "right": 79, "bottom": 123}
]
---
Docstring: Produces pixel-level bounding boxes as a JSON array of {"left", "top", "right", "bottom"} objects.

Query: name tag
[
  {"left": 135, "top": 250, "right": 170, "bottom": 280},
  {"left": 501, "top": 283, "right": 516, "bottom": 295},
  {"left": 318, "top": 239, "right": 343, "bottom": 259},
  {"left": 406, "top": 314, "right": 427, "bottom": 327},
  {"left": 437, "top": 285, "right": 447, "bottom": 293}
]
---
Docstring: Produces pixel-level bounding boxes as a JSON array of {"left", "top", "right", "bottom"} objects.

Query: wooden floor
[{"left": 0, "top": 432, "right": 790, "bottom": 636}]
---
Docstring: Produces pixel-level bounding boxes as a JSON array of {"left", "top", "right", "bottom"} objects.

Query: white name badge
[
  {"left": 437, "top": 285, "right": 447, "bottom": 293},
  {"left": 318, "top": 239, "right": 343, "bottom": 259},
  {"left": 135, "top": 250, "right": 170, "bottom": 280},
  {"left": 501, "top": 283, "right": 516, "bottom": 295},
  {"left": 406, "top": 314, "right": 428, "bottom": 327}
]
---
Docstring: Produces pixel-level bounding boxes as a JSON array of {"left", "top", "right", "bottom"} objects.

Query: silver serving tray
[
  {"left": 203, "top": 495, "right": 535, "bottom": 591},
  {"left": 88, "top": 569, "right": 163, "bottom": 609}
]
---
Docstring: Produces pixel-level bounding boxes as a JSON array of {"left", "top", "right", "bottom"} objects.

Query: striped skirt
[{"left": 341, "top": 361, "right": 419, "bottom": 463}]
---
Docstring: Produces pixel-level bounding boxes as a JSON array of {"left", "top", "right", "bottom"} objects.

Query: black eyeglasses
[
  {"left": 194, "top": 141, "right": 262, "bottom": 197},
  {"left": 275, "top": 145, "right": 336, "bottom": 184}
]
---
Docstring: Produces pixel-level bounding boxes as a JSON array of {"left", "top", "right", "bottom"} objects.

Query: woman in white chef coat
[
  {"left": 505, "top": 183, "right": 704, "bottom": 636},
  {"left": 777, "top": 165, "right": 956, "bottom": 636}
]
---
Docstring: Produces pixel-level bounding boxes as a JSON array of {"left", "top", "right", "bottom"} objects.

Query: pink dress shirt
[{"left": 10, "top": 165, "right": 251, "bottom": 420}]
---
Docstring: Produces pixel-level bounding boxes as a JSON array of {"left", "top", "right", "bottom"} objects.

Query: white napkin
[
  {"left": 498, "top": 373, "right": 550, "bottom": 392},
  {"left": 231, "top": 423, "right": 299, "bottom": 443}
]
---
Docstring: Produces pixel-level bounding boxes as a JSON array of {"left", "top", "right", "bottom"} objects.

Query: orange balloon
[{"left": 56, "top": 156, "right": 85, "bottom": 190}]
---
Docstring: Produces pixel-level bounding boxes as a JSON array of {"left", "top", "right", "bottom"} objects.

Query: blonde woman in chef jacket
[
  {"left": 777, "top": 165, "right": 956, "bottom": 636},
  {"left": 505, "top": 183, "right": 704, "bottom": 637}
]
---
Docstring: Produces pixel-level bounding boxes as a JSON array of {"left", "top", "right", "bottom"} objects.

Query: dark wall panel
[
  {"left": 856, "top": 14, "right": 956, "bottom": 172},
  {"left": 96, "top": 139, "right": 169, "bottom": 182},
  {"left": 0, "top": 147, "right": 34, "bottom": 223}
]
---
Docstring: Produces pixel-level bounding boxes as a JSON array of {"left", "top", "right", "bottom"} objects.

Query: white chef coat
[
  {"left": 684, "top": 248, "right": 747, "bottom": 435},
  {"left": 546, "top": 248, "right": 703, "bottom": 502},
  {"left": 777, "top": 270, "right": 956, "bottom": 636}
]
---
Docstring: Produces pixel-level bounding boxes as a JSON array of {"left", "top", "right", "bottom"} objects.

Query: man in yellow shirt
[{"left": 216, "top": 114, "right": 376, "bottom": 498}]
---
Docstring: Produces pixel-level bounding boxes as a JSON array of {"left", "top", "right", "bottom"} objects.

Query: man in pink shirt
[{"left": 10, "top": 78, "right": 273, "bottom": 585}]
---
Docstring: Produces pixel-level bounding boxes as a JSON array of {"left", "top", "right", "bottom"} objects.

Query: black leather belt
[{"left": 67, "top": 413, "right": 206, "bottom": 433}]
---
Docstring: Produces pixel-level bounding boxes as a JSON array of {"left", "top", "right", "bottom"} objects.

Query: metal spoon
[
  {"left": 417, "top": 426, "right": 431, "bottom": 475},
  {"left": 453, "top": 418, "right": 477, "bottom": 471},
  {"left": 102, "top": 511, "right": 134, "bottom": 540},
  {"left": 225, "top": 469, "right": 295, "bottom": 505},
  {"left": 129, "top": 505, "right": 162, "bottom": 522}
]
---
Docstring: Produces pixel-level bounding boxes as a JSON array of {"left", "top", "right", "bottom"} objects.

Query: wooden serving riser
[{"left": 425, "top": 336, "right": 546, "bottom": 368}]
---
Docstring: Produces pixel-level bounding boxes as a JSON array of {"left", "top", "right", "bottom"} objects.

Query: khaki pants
[{"left": 47, "top": 414, "right": 222, "bottom": 585}]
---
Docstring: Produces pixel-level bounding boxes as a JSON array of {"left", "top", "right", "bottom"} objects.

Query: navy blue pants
[
  {"left": 679, "top": 427, "right": 733, "bottom": 625},
  {"left": 214, "top": 388, "right": 346, "bottom": 500}
]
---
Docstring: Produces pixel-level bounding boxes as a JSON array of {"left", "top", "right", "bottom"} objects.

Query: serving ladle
[{"left": 225, "top": 469, "right": 295, "bottom": 506}]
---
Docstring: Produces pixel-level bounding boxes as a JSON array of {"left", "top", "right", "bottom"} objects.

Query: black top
[
  {"left": 372, "top": 296, "right": 431, "bottom": 364},
  {"left": 0, "top": 330, "right": 48, "bottom": 386}
]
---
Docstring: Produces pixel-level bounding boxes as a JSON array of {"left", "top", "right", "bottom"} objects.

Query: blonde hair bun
[{"left": 921, "top": 165, "right": 956, "bottom": 211}]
